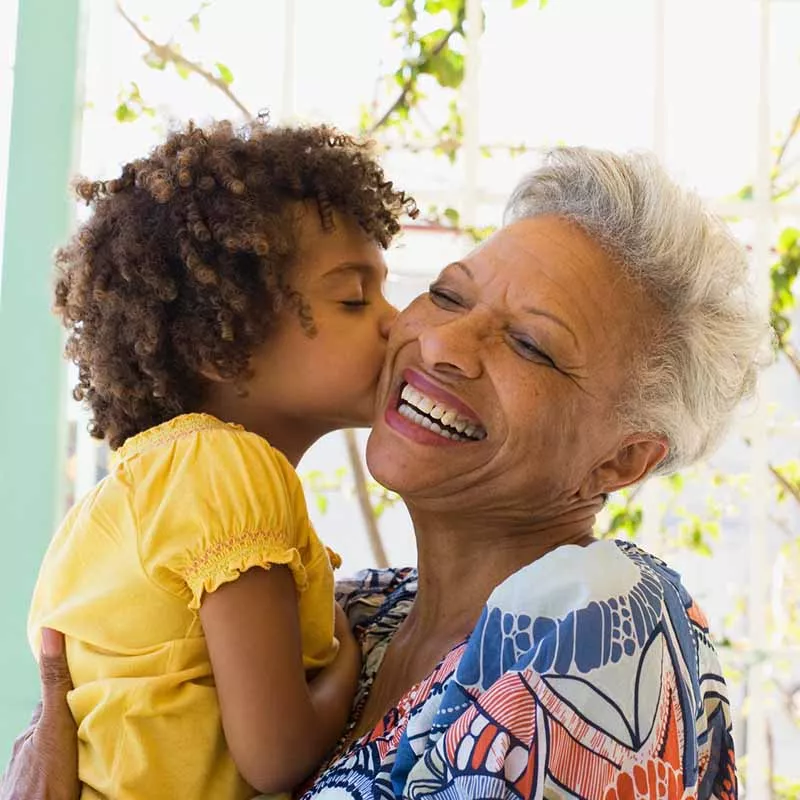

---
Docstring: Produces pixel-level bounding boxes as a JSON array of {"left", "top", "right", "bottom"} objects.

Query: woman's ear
[{"left": 582, "top": 435, "right": 668, "bottom": 498}]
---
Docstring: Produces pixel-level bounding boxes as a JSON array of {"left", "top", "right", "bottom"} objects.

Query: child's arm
[{"left": 200, "top": 565, "right": 361, "bottom": 795}]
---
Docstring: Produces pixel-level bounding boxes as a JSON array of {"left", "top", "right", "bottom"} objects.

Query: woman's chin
[{"left": 365, "top": 425, "right": 418, "bottom": 495}]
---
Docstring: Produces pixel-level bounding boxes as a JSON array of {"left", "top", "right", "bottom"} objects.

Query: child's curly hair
[{"left": 55, "top": 119, "right": 417, "bottom": 450}]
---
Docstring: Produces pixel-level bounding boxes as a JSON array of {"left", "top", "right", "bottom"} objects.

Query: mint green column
[{"left": 0, "top": 0, "right": 84, "bottom": 758}]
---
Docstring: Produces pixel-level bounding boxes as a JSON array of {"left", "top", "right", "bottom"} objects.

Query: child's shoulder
[
  {"left": 113, "top": 412, "right": 300, "bottom": 499},
  {"left": 114, "top": 413, "right": 282, "bottom": 463}
]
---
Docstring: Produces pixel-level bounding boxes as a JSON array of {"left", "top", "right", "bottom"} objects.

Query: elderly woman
[{"left": 3, "top": 147, "right": 762, "bottom": 799}]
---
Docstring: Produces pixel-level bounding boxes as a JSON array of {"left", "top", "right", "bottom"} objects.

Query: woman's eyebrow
[
  {"left": 522, "top": 305, "right": 579, "bottom": 347},
  {"left": 449, "top": 261, "right": 474, "bottom": 279}
]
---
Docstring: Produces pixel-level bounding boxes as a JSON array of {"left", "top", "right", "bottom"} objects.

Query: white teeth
[
  {"left": 397, "top": 383, "right": 487, "bottom": 442},
  {"left": 400, "top": 384, "right": 419, "bottom": 405},
  {"left": 417, "top": 396, "right": 434, "bottom": 414},
  {"left": 398, "top": 404, "right": 415, "bottom": 421}
]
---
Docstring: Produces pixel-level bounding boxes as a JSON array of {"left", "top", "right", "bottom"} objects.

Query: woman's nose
[{"left": 418, "top": 315, "right": 482, "bottom": 379}]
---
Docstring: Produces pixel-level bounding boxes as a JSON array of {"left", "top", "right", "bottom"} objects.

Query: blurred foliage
[
  {"left": 110, "top": 0, "right": 800, "bottom": 789},
  {"left": 110, "top": 0, "right": 799, "bottom": 579}
]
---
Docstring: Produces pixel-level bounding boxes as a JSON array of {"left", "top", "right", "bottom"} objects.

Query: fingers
[{"left": 38, "top": 629, "right": 73, "bottom": 715}]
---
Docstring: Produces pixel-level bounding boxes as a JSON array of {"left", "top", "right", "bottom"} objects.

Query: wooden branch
[
  {"left": 368, "top": 21, "right": 462, "bottom": 134},
  {"left": 775, "top": 107, "right": 800, "bottom": 170},
  {"left": 116, "top": 2, "right": 253, "bottom": 120},
  {"left": 343, "top": 429, "right": 389, "bottom": 568},
  {"left": 769, "top": 463, "right": 800, "bottom": 506},
  {"left": 781, "top": 343, "right": 800, "bottom": 380}
]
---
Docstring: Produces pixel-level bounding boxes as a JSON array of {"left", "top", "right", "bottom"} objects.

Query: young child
[{"left": 28, "top": 119, "right": 416, "bottom": 799}]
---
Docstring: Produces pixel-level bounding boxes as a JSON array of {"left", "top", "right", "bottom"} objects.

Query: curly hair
[{"left": 54, "top": 119, "right": 417, "bottom": 450}]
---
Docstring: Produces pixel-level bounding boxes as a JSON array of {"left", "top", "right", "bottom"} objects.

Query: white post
[
  {"left": 280, "top": 0, "right": 297, "bottom": 123},
  {"left": 74, "top": 408, "right": 101, "bottom": 499},
  {"left": 744, "top": 0, "right": 772, "bottom": 795},
  {"left": 462, "top": 0, "right": 482, "bottom": 228},
  {"left": 635, "top": 0, "right": 669, "bottom": 556},
  {"left": 652, "top": 0, "right": 666, "bottom": 163}
]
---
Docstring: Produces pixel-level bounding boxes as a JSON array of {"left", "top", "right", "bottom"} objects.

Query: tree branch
[
  {"left": 769, "top": 463, "right": 800, "bottom": 507},
  {"left": 775, "top": 107, "right": 800, "bottom": 171},
  {"left": 343, "top": 430, "right": 389, "bottom": 568},
  {"left": 368, "top": 21, "right": 462, "bottom": 134},
  {"left": 781, "top": 343, "right": 800, "bottom": 380},
  {"left": 116, "top": 2, "right": 253, "bottom": 120}
]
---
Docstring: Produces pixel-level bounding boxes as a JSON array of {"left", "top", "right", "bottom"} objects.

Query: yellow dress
[{"left": 28, "top": 414, "right": 340, "bottom": 800}]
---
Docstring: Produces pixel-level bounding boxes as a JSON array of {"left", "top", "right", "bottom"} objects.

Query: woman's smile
[{"left": 384, "top": 369, "right": 488, "bottom": 447}]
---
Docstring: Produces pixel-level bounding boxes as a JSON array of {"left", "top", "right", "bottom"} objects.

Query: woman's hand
[{"left": 0, "top": 629, "right": 80, "bottom": 800}]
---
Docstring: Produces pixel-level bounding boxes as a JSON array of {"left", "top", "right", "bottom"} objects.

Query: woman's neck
[{"left": 405, "top": 503, "right": 598, "bottom": 645}]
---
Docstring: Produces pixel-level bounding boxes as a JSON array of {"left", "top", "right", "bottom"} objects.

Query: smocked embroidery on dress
[{"left": 111, "top": 412, "right": 244, "bottom": 465}]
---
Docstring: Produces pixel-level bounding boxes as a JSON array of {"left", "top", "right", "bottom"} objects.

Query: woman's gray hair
[{"left": 504, "top": 147, "right": 771, "bottom": 474}]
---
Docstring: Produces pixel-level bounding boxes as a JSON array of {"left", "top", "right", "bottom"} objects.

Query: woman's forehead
[{"left": 461, "top": 218, "right": 626, "bottom": 313}]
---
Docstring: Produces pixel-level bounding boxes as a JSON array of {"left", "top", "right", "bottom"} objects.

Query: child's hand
[
  {"left": 310, "top": 605, "right": 361, "bottom": 714},
  {"left": 333, "top": 603, "right": 361, "bottom": 675}
]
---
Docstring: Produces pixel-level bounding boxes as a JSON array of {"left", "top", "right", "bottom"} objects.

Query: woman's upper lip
[{"left": 401, "top": 368, "right": 482, "bottom": 423}]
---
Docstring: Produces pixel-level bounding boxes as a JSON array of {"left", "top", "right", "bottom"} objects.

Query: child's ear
[
  {"left": 581, "top": 434, "right": 668, "bottom": 498},
  {"left": 198, "top": 363, "right": 232, "bottom": 384},
  {"left": 199, "top": 367, "right": 225, "bottom": 383}
]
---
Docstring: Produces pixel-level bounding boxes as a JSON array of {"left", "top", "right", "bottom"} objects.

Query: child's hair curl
[{"left": 54, "top": 119, "right": 417, "bottom": 449}]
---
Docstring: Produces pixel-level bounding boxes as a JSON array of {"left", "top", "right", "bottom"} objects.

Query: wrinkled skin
[{"left": 0, "top": 630, "right": 79, "bottom": 800}]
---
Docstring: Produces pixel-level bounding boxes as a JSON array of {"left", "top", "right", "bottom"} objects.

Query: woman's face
[{"left": 366, "top": 215, "right": 666, "bottom": 516}]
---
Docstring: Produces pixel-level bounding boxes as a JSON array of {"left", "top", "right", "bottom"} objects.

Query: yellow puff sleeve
[{"left": 130, "top": 425, "right": 312, "bottom": 610}]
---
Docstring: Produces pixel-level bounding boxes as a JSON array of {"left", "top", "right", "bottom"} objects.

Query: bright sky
[{"left": 2, "top": 0, "right": 799, "bottom": 255}]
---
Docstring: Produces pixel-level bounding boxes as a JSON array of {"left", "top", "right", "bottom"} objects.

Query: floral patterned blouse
[{"left": 301, "top": 540, "right": 737, "bottom": 800}]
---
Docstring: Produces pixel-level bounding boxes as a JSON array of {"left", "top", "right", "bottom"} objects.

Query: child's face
[{"left": 242, "top": 205, "right": 397, "bottom": 439}]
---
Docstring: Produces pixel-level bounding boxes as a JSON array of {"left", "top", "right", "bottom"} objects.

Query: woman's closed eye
[
  {"left": 508, "top": 333, "right": 556, "bottom": 367},
  {"left": 428, "top": 284, "right": 462, "bottom": 309}
]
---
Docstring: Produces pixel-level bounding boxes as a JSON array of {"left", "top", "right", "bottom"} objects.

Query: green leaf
[
  {"left": 215, "top": 62, "right": 234, "bottom": 85},
  {"left": 175, "top": 61, "right": 191, "bottom": 80},
  {"left": 538, "top": 0, "right": 549, "bottom": 7},
  {"left": 425, "top": 0, "right": 464, "bottom": 22},
  {"left": 379, "top": 0, "right": 395, "bottom": 6},
  {"left": 115, "top": 103, "right": 138, "bottom": 123},
  {"left": 778, "top": 227, "right": 799, "bottom": 253},
  {"left": 315, "top": 494, "right": 329, "bottom": 514},
  {"left": 420, "top": 48, "right": 464, "bottom": 88},
  {"left": 426, "top": 0, "right": 462, "bottom": 12},
  {"left": 143, "top": 51, "right": 167, "bottom": 70},
  {"left": 443, "top": 207, "right": 460, "bottom": 225},
  {"left": 189, "top": 13, "right": 201, "bottom": 32},
  {"left": 512, "top": 0, "right": 529, "bottom": 7}
]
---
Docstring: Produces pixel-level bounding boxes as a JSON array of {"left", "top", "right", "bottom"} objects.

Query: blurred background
[{"left": 0, "top": 0, "right": 798, "bottom": 795}]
